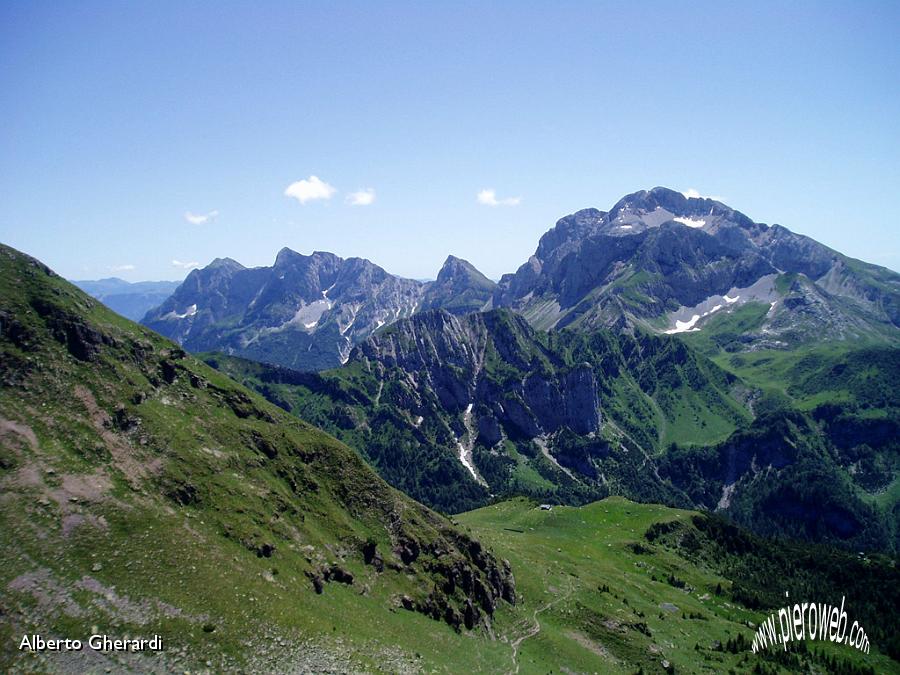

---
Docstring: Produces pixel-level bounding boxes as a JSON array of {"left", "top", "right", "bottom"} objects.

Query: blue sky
[{"left": 1, "top": 1, "right": 898, "bottom": 281}]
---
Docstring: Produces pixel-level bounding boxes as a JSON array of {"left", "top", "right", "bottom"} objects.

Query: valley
[
  {"left": 6, "top": 185, "right": 899, "bottom": 673},
  {"left": 5, "top": 3, "right": 898, "bottom": 671},
  {"left": 458, "top": 498, "right": 899, "bottom": 674}
]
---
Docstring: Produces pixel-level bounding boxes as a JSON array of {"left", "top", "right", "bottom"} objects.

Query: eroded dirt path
[{"left": 508, "top": 584, "right": 573, "bottom": 674}]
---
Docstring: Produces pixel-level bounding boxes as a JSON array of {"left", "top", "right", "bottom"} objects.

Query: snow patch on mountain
[
  {"left": 288, "top": 299, "right": 332, "bottom": 332},
  {"left": 673, "top": 216, "right": 706, "bottom": 228},
  {"left": 665, "top": 314, "right": 701, "bottom": 334},
  {"left": 663, "top": 275, "right": 780, "bottom": 334},
  {"left": 163, "top": 303, "right": 197, "bottom": 320},
  {"left": 457, "top": 404, "right": 487, "bottom": 485}
]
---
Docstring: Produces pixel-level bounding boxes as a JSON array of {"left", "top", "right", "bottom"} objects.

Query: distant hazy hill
[{"left": 73, "top": 277, "right": 181, "bottom": 321}]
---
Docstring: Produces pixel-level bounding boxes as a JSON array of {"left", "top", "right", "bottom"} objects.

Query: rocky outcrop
[
  {"left": 30, "top": 298, "right": 117, "bottom": 362},
  {"left": 393, "top": 528, "right": 517, "bottom": 632}
]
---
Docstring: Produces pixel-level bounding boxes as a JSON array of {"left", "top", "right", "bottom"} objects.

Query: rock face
[
  {"left": 142, "top": 250, "right": 495, "bottom": 371},
  {"left": 355, "top": 310, "right": 602, "bottom": 439},
  {"left": 494, "top": 187, "right": 900, "bottom": 348},
  {"left": 207, "top": 308, "right": 751, "bottom": 514}
]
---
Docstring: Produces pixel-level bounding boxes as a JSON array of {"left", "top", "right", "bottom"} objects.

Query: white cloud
[
  {"left": 184, "top": 209, "right": 219, "bottom": 225},
  {"left": 347, "top": 188, "right": 376, "bottom": 206},
  {"left": 682, "top": 188, "right": 725, "bottom": 201},
  {"left": 284, "top": 175, "right": 337, "bottom": 204},
  {"left": 110, "top": 264, "right": 136, "bottom": 272},
  {"left": 477, "top": 188, "right": 521, "bottom": 207},
  {"left": 172, "top": 259, "right": 201, "bottom": 270}
]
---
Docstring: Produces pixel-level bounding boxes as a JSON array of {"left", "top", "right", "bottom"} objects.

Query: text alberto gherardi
[{"left": 19, "top": 634, "right": 163, "bottom": 652}]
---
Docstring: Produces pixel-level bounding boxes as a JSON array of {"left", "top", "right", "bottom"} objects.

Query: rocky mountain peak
[
  {"left": 436, "top": 255, "right": 489, "bottom": 284},
  {"left": 534, "top": 208, "right": 607, "bottom": 260},
  {"left": 206, "top": 257, "right": 245, "bottom": 272},
  {"left": 274, "top": 247, "right": 302, "bottom": 266},
  {"left": 273, "top": 248, "right": 341, "bottom": 270},
  {"left": 420, "top": 257, "right": 495, "bottom": 317},
  {"left": 439, "top": 254, "right": 467, "bottom": 272},
  {"left": 605, "top": 187, "right": 756, "bottom": 231},
  {"left": 494, "top": 188, "right": 900, "bottom": 345}
]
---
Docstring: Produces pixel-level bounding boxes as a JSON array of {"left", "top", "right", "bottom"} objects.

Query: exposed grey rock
[
  {"left": 355, "top": 310, "right": 602, "bottom": 443},
  {"left": 493, "top": 187, "right": 900, "bottom": 348},
  {"left": 142, "top": 250, "right": 496, "bottom": 371}
]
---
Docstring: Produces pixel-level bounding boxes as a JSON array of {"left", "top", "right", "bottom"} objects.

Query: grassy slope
[
  {"left": 677, "top": 301, "right": 900, "bottom": 524},
  {"left": 459, "top": 497, "right": 898, "bottom": 674},
  {"left": 677, "top": 297, "right": 899, "bottom": 414},
  {"left": 713, "top": 343, "right": 900, "bottom": 413},
  {"left": 0, "top": 245, "right": 515, "bottom": 672}
]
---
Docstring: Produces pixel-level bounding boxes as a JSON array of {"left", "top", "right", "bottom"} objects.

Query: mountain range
[
  {"left": 137, "top": 187, "right": 899, "bottom": 374},
  {"left": 494, "top": 188, "right": 899, "bottom": 348},
  {"left": 120, "top": 187, "right": 900, "bottom": 551},
  {"left": 141, "top": 251, "right": 496, "bottom": 371},
  {"left": 2, "top": 214, "right": 899, "bottom": 671},
  {"left": 12, "top": 187, "right": 900, "bottom": 671},
  {"left": 210, "top": 307, "right": 899, "bottom": 554}
]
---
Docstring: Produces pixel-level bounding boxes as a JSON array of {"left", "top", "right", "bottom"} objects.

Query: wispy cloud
[
  {"left": 172, "top": 259, "right": 201, "bottom": 270},
  {"left": 284, "top": 175, "right": 336, "bottom": 204},
  {"left": 184, "top": 209, "right": 219, "bottom": 225},
  {"left": 477, "top": 188, "right": 521, "bottom": 207},
  {"left": 110, "top": 264, "right": 136, "bottom": 272},
  {"left": 347, "top": 188, "right": 376, "bottom": 206},
  {"left": 682, "top": 188, "right": 725, "bottom": 202}
]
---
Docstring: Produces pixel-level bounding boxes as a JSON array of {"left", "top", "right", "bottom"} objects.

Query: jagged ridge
[{"left": 141, "top": 250, "right": 495, "bottom": 372}]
